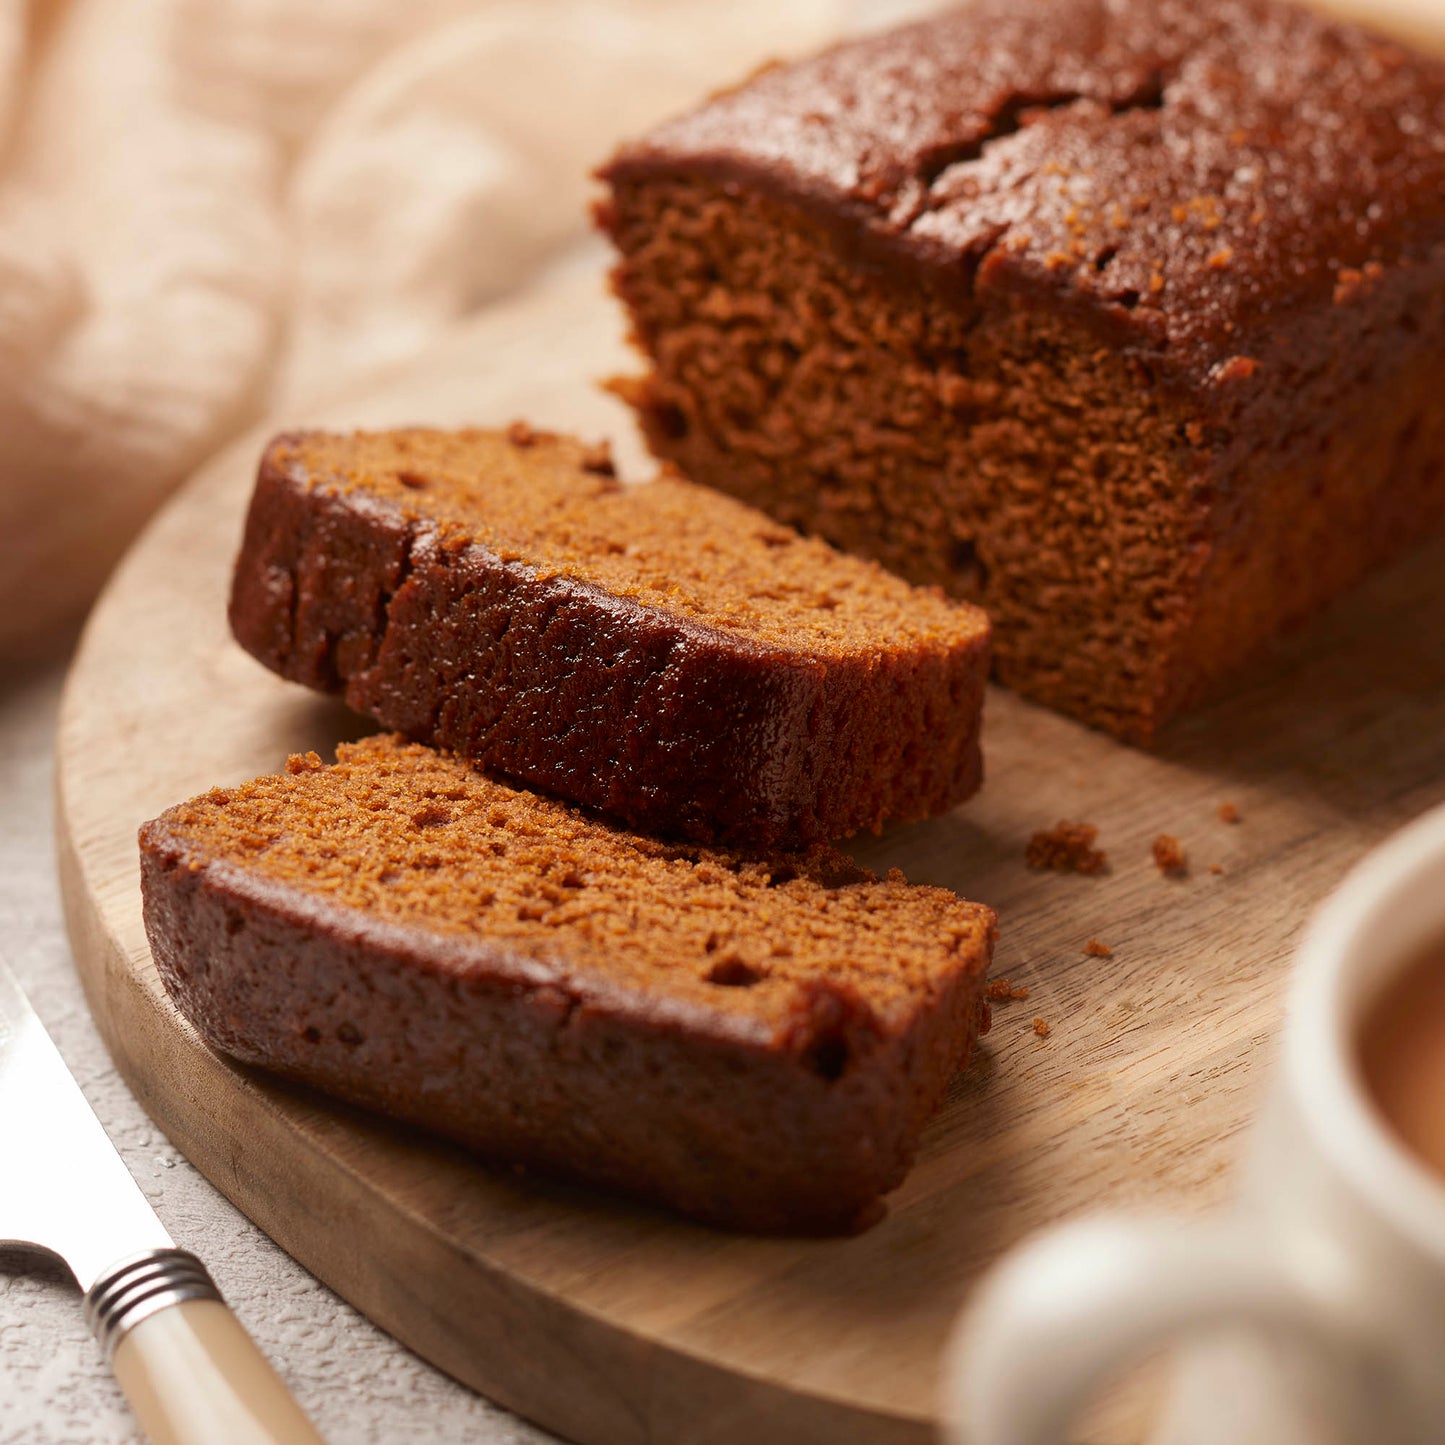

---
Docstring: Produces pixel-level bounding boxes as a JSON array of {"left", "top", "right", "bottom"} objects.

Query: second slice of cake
[{"left": 230, "top": 426, "right": 991, "bottom": 848}]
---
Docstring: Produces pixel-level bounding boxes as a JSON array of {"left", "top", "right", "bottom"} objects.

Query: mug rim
[{"left": 1289, "top": 800, "right": 1445, "bottom": 1265}]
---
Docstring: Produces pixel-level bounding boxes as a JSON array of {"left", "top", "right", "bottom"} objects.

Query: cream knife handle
[
  {"left": 86, "top": 1250, "right": 326, "bottom": 1445},
  {"left": 112, "top": 1299, "right": 325, "bottom": 1445}
]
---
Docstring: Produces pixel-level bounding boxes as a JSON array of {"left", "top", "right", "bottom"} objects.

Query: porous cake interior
[
  {"left": 604, "top": 175, "right": 1445, "bottom": 743},
  {"left": 603, "top": 180, "right": 1205, "bottom": 740},
  {"left": 163, "top": 737, "right": 991, "bottom": 1037},
  {"left": 279, "top": 428, "right": 986, "bottom": 658}
]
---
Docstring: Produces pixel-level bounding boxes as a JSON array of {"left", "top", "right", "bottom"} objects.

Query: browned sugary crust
[
  {"left": 598, "top": 0, "right": 1445, "bottom": 742},
  {"left": 137, "top": 742, "right": 996, "bottom": 1234},
  {"left": 228, "top": 430, "right": 989, "bottom": 847}
]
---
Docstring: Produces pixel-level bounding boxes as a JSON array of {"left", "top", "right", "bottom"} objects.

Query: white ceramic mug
[{"left": 943, "top": 802, "right": 1445, "bottom": 1445}]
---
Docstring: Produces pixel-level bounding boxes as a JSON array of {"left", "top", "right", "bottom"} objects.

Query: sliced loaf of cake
[
  {"left": 598, "top": 0, "right": 1445, "bottom": 743},
  {"left": 228, "top": 427, "right": 991, "bottom": 849},
  {"left": 139, "top": 736, "right": 996, "bottom": 1233}
]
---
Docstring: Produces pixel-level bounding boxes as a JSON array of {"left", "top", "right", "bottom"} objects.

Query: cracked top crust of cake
[{"left": 602, "top": 0, "right": 1445, "bottom": 386}]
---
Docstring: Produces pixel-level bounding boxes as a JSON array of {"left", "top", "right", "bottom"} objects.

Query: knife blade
[
  {"left": 0, "top": 955, "right": 326, "bottom": 1444},
  {"left": 0, "top": 959, "right": 175, "bottom": 1289}
]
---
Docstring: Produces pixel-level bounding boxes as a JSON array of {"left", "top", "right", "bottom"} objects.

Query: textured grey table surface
[{"left": 0, "top": 657, "right": 556, "bottom": 1445}]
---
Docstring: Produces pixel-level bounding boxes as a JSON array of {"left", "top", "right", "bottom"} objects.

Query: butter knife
[{"left": 0, "top": 957, "right": 326, "bottom": 1444}]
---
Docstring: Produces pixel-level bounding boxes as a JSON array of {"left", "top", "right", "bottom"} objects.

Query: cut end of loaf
[{"left": 602, "top": 175, "right": 1204, "bottom": 742}]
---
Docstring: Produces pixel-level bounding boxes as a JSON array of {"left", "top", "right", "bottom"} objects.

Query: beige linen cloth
[
  {"left": 1, "top": 0, "right": 1438, "bottom": 664},
  {"left": 0, "top": 0, "right": 867, "bottom": 660}
]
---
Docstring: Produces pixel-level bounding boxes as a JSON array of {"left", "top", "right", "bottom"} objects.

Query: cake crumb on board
[
  {"left": 986, "top": 979, "right": 1030, "bottom": 1001},
  {"left": 1032, "top": 1018, "right": 1051, "bottom": 1038},
  {"left": 1217, "top": 801, "right": 1241, "bottom": 824},
  {"left": 1083, "top": 939, "right": 1113, "bottom": 957},
  {"left": 1026, "top": 821, "right": 1107, "bottom": 875},
  {"left": 1152, "top": 834, "right": 1187, "bottom": 876}
]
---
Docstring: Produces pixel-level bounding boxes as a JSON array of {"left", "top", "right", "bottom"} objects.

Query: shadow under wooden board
[{"left": 56, "top": 257, "right": 1445, "bottom": 1445}]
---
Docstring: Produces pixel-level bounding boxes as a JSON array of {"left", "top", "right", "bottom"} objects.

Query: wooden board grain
[{"left": 55, "top": 255, "right": 1445, "bottom": 1445}]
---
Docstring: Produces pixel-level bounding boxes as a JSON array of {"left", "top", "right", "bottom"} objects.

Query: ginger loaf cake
[
  {"left": 138, "top": 736, "right": 996, "bottom": 1233},
  {"left": 230, "top": 427, "right": 990, "bottom": 848},
  {"left": 598, "top": 0, "right": 1445, "bottom": 743}
]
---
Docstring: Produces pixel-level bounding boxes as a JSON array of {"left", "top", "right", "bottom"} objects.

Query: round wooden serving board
[{"left": 57, "top": 257, "right": 1445, "bottom": 1445}]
